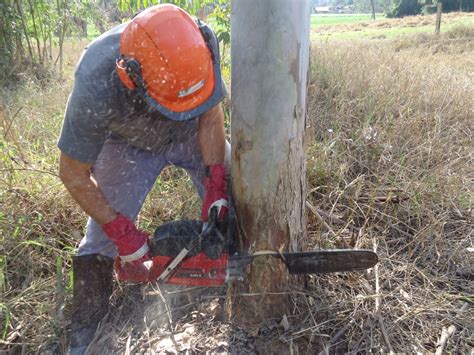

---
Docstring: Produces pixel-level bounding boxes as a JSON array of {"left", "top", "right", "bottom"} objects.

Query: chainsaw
[{"left": 116, "top": 208, "right": 378, "bottom": 286}]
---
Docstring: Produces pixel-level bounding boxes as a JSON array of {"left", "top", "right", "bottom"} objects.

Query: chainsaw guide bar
[{"left": 229, "top": 249, "right": 378, "bottom": 275}]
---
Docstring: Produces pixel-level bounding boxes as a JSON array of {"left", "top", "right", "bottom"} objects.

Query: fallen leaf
[{"left": 280, "top": 314, "right": 290, "bottom": 331}]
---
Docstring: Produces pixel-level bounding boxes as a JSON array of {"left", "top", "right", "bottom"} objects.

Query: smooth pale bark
[
  {"left": 435, "top": 3, "right": 442, "bottom": 35},
  {"left": 228, "top": 0, "right": 310, "bottom": 329}
]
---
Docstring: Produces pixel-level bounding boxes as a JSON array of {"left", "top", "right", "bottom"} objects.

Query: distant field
[
  {"left": 311, "top": 13, "right": 379, "bottom": 27},
  {"left": 311, "top": 12, "right": 474, "bottom": 40}
]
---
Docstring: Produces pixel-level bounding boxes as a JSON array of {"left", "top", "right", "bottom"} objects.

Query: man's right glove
[{"left": 102, "top": 213, "right": 151, "bottom": 282}]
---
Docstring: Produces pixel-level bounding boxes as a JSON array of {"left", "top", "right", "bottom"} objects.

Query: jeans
[{"left": 77, "top": 135, "right": 230, "bottom": 259}]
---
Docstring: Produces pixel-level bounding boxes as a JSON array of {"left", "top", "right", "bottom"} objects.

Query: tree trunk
[
  {"left": 15, "top": 0, "right": 34, "bottom": 61},
  {"left": 27, "top": 0, "right": 42, "bottom": 63},
  {"left": 56, "top": 0, "right": 67, "bottom": 76},
  {"left": 435, "top": 2, "right": 442, "bottom": 35},
  {"left": 227, "top": 0, "right": 310, "bottom": 330},
  {"left": 370, "top": 0, "right": 376, "bottom": 19}
]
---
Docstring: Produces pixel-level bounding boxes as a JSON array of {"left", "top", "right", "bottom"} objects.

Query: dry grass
[
  {"left": 302, "top": 26, "right": 473, "bottom": 353},
  {"left": 0, "top": 41, "right": 95, "bottom": 353},
  {"left": 1, "top": 24, "right": 473, "bottom": 353}
]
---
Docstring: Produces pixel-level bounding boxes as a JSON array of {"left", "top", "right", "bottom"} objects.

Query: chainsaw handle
[
  {"left": 202, "top": 206, "right": 218, "bottom": 236},
  {"left": 209, "top": 206, "right": 218, "bottom": 225}
]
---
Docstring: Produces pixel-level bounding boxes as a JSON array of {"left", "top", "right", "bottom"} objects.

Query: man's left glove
[
  {"left": 202, "top": 164, "right": 229, "bottom": 222},
  {"left": 102, "top": 213, "right": 151, "bottom": 282}
]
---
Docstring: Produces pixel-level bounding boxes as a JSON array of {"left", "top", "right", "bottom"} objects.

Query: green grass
[
  {"left": 310, "top": 13, "right": 381, "bottom": 27},
  {"left": 313, "top": 24, "right": 428, "bottom": 41}
]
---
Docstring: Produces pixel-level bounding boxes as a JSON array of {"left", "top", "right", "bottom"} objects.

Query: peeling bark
[{"left": 228, "top": 0, "right": 311, "bottom": 330}]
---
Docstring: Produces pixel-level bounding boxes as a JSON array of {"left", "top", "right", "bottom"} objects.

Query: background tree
[
  {"left": 387, "top": 0, "right": 473, "bottom": 17},
  {"left": 370, "top": 0, "right": 376, "bottom": 18},
  {"left": 0, "top": 0, "right": 104, "bottom": 84},
  {"left": 386, "top": 0, "right": 421, "bottom": 17},
  {"left": 352, "top": 0, "right": 393, "bottom": 14},
  {"left": 439, "top": 0, "right": 474, "bottom": 11}
]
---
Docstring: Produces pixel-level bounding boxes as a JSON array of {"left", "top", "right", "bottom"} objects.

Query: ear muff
[
  {"left": 116, "top": 57, "right": 137, "bottom": 90},
  {"left": 197, "top": 19, "right": 217, "bottom": 63}
]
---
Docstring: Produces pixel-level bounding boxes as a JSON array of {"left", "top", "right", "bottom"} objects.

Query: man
[{"left": 58, "top": 5, "right": 229, "bottom": 354}]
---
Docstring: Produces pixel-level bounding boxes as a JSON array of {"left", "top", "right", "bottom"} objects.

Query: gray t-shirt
[{"left": 58, "top": 23, "right": 216, "bottom": 164}]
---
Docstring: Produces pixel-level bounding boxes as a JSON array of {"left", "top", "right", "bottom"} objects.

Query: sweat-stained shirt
[{"left": 58, "top": 22, "right": 224, "bottom": 164}]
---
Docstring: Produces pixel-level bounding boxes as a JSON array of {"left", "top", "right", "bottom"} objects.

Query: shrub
[{"left": 386, "top": 0, "right": 422, "bottom": 17}]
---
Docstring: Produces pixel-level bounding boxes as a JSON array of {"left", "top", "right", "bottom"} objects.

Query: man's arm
[
  {"left": 198, "top": 103, "right": 228, "bottom": 222},
  {"left": 59, "top": 152, "right": 150, "bottom": 270},
  {"left": 59, "top": 152, "right": 117, "bottom": 225},
  {"left": 198, "top": 103, "right": 226, "bottom": 165}
]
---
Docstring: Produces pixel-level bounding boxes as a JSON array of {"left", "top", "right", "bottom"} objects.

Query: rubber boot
[{"left": 69, "top": 254, "right": 114, "bottom": 355}]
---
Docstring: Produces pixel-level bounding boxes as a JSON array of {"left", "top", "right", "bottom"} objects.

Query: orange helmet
[{"left": 116, "top": 4, "right": 224, "bottom": 121}]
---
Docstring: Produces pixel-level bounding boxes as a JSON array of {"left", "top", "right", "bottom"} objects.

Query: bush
[
  {"left": 422, "top": 4, "right": 438, "bottom": 14},
  {"left": 441, "top": 0, "right": 474, "bottom": 12},
  {"left": 386, "top": 0, "right": 422, "bottom": 17}
]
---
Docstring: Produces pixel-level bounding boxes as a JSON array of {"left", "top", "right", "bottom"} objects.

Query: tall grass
[
  {"left": 303, "top": 26, "right": 473, "bottom": 353},
  {"left": 1, "top": 41, "right": 83, "bottom": 352}
]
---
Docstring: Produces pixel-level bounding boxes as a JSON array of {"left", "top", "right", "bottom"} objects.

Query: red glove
[
  {"left": 202, "top": 164, "right": 229, "bottom": 222},
  {"left": 102, "top": 213, "right": 151, "bottom": 282}
]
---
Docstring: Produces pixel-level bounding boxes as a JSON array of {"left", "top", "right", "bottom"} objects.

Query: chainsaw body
[
  {"left": 113, "top": 215, "right": 379, "bottom": 286},
  {"left": 148, "top": 252, "right": 229, "bottom": 286},
  {"left": 146, "top": 219, "right": 231, "bottom": 286}
]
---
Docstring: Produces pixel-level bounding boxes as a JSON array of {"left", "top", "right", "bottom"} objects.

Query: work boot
[{"left": 69, "top": 254, "right": 114, "bottom": 355}]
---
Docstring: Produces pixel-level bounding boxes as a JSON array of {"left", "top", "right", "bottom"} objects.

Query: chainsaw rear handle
[{"left": 202, "top": 206, "right": 218, "bottom": 236}]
